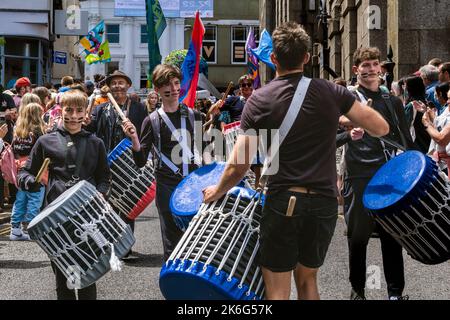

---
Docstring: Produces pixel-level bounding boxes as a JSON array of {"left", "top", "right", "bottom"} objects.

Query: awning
[{"left": 0, "top": 11, "right": 49, "bottom": 40}]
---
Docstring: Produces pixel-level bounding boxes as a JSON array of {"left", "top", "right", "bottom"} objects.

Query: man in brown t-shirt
[{"left": 203, "top": 22, "right": 389, "bottom": 300}]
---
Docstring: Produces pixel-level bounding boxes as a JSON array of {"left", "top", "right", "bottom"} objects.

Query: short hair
[
  {"left": 69, "top": 84, "right": 86, "bottom": 93},
  {"left": 441, "top": 62, "right": 450, "bottom": 74},
  {"left": 353, "top": 47, "right": 381, "bottom": 66},
  {"left": 238, "top": 75, "right": 253, "bottom": 85},
  {"left": 428, "top": 58, "right": 442, "bottom": 67},
  {"left": 60, "top": 89, "right": 88, "bottom": 108},
  {"left": 61, "top": 76, "right": 74, "bottom": 87},
  {"left": 436, "top": 82, "right": 450, "bottom": 100},
  {"left": 32, "top": 86, "right": 51, "bottom": 106},
  {"left": 419, "top": 64, "right": 439, "bottom": 82},
  {"left": 272, "top": 21, "right": 311, "bottom": 70},
  {"left": 152, "top": 64, "right": 182, "bottom": 88}
]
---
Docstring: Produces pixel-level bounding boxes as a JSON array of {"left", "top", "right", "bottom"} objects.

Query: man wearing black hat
[
  {"left": 85, "top": 70, "right": 147, "bottom": 259},
  {"left": 85, "top": 70, "right": 147, "bottom": 153}
]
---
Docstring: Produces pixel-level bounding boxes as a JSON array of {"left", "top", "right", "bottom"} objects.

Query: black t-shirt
[
  {"left": 136, "top": 106, "right": 203, "bottom": 186},
  {"left": 240, "top": 73, "right": 355, "bottom": 197}
]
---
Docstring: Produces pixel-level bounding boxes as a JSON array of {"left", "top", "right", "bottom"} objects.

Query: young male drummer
[
  {"left": 342, "top": 47, "right": 416, "bottom": 300},
  {"left": 122, "top": 64, "right": 203, "bottom": 261},
  {"left": 202, "top": 22, "right": 389, "bottom": 300},
  {"left": 18, "top": 89, "right": 111, "bottom": 300}
]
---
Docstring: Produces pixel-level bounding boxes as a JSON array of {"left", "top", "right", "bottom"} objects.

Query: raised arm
[{"left": 343, "top": 100, "right": 389, "bottom": 137}]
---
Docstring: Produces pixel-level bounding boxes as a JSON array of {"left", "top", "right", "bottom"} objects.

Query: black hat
[{"left": 105, "top": 70, "right": 132, "bottom": 86}]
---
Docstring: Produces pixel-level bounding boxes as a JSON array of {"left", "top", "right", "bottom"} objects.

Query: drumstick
[
  {"left": 36, "top": 158, "right": 50, "bottom": 183},
  {"left": 206, "top": 81, "right": 234, "bottom": 117},
  {"left": 221, "top": 81, "right": 234, "bottom": 105},
  {"left": 203, "top": 82, "right": 234, "bottom": 132},
  {"left": 107, "top": 92, "right": 135, "bottom": 134},
  {"left": 286, "top": 196, "right": 296, "bottom": 217}
]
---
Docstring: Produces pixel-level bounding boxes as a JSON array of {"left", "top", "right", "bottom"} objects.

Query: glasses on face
[{"left": 240, "top": 83, "right": 252, "bottom": 88}]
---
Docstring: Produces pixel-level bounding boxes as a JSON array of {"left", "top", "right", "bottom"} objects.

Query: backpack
[{"left": 0, "top": 143, "right": 18, "bottom": 187}]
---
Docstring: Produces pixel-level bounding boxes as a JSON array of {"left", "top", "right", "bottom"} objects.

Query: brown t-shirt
[{"left": 240, "top": 73, "right": 355, "bottom": 197}]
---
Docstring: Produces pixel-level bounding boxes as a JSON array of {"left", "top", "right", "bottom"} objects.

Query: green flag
[{"left": 146, "top": 0, "right": 167, "bottom": 87}]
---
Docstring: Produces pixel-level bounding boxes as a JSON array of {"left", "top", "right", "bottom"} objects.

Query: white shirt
[{"left": 429, "top": 107, "right": 450, "bottom": 155}]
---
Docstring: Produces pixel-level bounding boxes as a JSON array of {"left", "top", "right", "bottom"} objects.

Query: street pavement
[{"left": 0, "top": 203, "right": 449, "bottom": 300}]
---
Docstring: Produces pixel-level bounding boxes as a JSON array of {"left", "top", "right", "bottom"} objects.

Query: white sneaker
[{"left": 9, "top": 227, "right": 31, "bottom": 241}]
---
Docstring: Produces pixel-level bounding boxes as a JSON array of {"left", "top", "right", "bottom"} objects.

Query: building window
[
  {"left": 141, "top": 25, "right": 148, "bottom": 44},
  {"left": 202, "top": 26, "right": 216, "bottom": 64},
  {"left": 106, "top": 61, "right": 119, "bottom": 75},
  {"left": 140, "top": 62, "right": 149, "bottom": 89},
  {"left": 106, "top": 24, "right": 120, "bottom": 43},
  {"left": 231, "top": 26, "right": 247, "bottom": 64}
]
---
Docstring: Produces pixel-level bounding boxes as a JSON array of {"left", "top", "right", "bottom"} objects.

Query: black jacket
[
  {"left": 344, "top": 86, "right": 417, "bottom": 179},
  {"left": 85, "top": 98, "right": 147, "bottom": 153},
  {"left": 18, "top": 127, "right": 111, "bottom": 206}
]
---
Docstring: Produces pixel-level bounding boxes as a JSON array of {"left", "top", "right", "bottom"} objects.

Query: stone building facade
[{"left": 259, "top": 0, "right": 450, "bottom": 82}]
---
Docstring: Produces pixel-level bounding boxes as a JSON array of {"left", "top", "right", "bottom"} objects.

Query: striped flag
[{"left": 180, "top": 11, "right": 205, "bottom": 108}]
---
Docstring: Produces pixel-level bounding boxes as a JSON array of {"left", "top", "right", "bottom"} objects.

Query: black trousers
[
  {"left": 51, "top": 262, "right": 97, "bottom": 300},
  {"left": 345, "top": 177, "right": 405, "bottom": 297},
  {"left": 155, "top": 182, "right": 183, "bottom": 261}
]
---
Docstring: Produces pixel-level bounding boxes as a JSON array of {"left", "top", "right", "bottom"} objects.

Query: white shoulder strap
[{"left": 260, "top": 76, "right": 312, "bottom": 182}]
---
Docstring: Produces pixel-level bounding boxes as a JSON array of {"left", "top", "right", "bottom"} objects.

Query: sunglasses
[{"left": 240, "top": 83, "right": 252, "bottom": 88}]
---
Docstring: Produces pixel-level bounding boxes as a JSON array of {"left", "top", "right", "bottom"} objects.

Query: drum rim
[
  {"left": 160, "top": 258, "right": 262, "bottom": 300},
  {"left": 170, "top": 162, "right": 227, "bottom": 217},
  {"left": 28, "top": 180, "right": 94, "bottom": 230},
  {"left": 363, "top": 151, "right": 428, "bottom": 211},
  {"left": 107, "top": 138, "right": 132, "bottom": 166}
]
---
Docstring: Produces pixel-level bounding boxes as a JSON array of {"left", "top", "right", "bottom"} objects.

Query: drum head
[
  {"left": 28, "top": 180, "right": 96, "bottom": 236},
  {"left": 107, "top": 138, "right": 131, "bottom": 166},
  {"left": 363, "top": 151, "right": 428, "bottom": 211},
  {"left": 170, "top": 162, "right": 228, "bottom": 218}
]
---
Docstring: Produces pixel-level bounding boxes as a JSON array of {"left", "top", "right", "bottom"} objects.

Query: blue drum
[
  {"left": 160, "top": 187, "right": 265, "bottom": 300},
  {"left": 363, "top": 151, "right": 450, "bottom": 265},
  {"left": 170, "top": 162, "right": 248, "bottom": 231}
]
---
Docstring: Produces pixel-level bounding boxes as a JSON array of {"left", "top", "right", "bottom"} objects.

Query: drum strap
[
  {"left": 148, "top": 110, "right": 184, "bottom": 177},
  {"left": 260, "top": 76, "right": 312, "bottom": 188},
  {"left": 354, "top": 88, "right": 408, "bottom": 160},
  {"left": 148, "top": 106, "right": 201, "bottom": 177},
  {"left": 57, "top": 132, "right": 87, "bottom": 184}
]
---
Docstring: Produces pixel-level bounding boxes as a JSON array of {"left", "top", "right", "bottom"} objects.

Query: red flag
[{"left": 181, "top": 11, "right": 205, "bottom": 108}]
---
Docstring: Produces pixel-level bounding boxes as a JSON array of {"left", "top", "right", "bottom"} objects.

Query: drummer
[
  {"left": 343, "top": 47, "right": 416, "bottom": 300},
  {"left": 18, "top": 89, "right": 111, "bottom": 300},
  {"left": 202, "top": 22, "right": 389, "bottom": 300},
  {"left": 84, "top": 70, "right": 147, "bottom": 258},
  {"left": 122, "top": 64, "right": 203, "bottom": 261}
]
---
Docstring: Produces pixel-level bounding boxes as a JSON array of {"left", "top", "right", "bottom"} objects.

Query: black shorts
[{"left": 258, "top": 191, "right": 338, "bottom": 272}]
